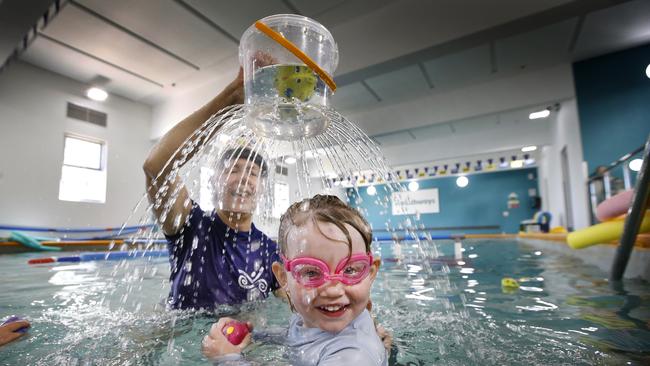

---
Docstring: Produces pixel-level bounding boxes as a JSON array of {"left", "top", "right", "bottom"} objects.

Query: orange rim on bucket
[{"left": 255, "top": 21, "right": 337, "bottom": 92}]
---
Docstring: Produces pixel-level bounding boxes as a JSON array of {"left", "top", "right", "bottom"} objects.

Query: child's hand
[
  {"left": 0, "top": 319, "right": 30, "bottom": 346},
  {"left": 202, "top": 317, "right": 253, "bottom": 360}
]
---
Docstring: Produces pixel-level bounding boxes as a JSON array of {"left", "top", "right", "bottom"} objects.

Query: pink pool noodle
[{"left": 596, "top": 190, "right": 634, "bottom": 221}]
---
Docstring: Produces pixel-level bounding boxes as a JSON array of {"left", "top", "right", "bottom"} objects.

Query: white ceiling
[
  {"left": 332, "top": 0, "right": 650, "bottom": 116},
  {"left": 2, "top": 0, "right": 650, "bottom": 130}
]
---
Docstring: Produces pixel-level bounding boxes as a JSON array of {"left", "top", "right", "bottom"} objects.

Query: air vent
[
  {"left": 67, "top": 102, "right": 107, "bottom": 127},
  {"left": 275, "top": 165, "right": 288, "bottom": 176}
]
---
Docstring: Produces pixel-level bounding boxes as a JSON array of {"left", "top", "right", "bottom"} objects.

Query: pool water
[{"left": 1, "top": 239, "right": 649, "bottom": 365}]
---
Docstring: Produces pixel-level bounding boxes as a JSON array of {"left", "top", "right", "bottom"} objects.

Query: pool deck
[
  {"left": 465, "top": 233, "right": 517, "bottom": 239},
  {"left": 517, "top": 232, "right": 650, "bottom": 247},
  {"left": 516, "top": 233, "right": 650, "bottom": 281}
]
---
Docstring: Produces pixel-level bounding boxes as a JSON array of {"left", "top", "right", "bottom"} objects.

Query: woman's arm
[{"left": 143, "top": 70, "right": 244, "bottom": 236}]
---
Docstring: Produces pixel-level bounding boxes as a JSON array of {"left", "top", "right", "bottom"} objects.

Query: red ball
[{"left": 222, "top": 321, "right": 250, "bottom": 345}]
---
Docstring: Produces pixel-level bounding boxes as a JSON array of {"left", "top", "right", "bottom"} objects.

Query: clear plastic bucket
[{"left": 239, "top": 14, "right": 339, "bottom": 139}]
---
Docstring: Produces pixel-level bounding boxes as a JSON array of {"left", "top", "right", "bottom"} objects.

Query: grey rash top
[
  {"left": 210, "top": 310, "right": 387, "bottom": 365},
  {"left": 286, "top": 309, "right": 387, "bottom": 366}
]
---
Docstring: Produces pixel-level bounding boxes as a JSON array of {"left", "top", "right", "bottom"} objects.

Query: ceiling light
[
  {"left": 646, "top": 64, "right": 650, "bottom": 79},
  {"left": 284, "top": 156, "right": 296, "bottom": 164},
  {"left": 408, "top": 181, "right": 419, "bottom": 192},
  {"left": 521, "top": 145, "right": 537, "bottom": 152},
  {"left": 86, "top": 87, "right": 108, "bottom": 101},
  {"left": 366, "top": 185, "right": 377, "bottom": 196},
  {"left": 629, "top": 158, "right": 643, "bottom": 172},
  {"left": 529, "top": 109, "right": 550, "bottom": 120},
  {"left": 456, "top": 176, "right": 469, "bottom": 188}
]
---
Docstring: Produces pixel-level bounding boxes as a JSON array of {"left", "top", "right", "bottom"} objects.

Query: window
[
  {"left": 273, "top": 181, "right": 290, "bottom": 218},
  {"left": 58, "top": 134, "right": 107, "bottom": 203}
]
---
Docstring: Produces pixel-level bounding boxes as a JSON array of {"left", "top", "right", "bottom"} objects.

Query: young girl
[{"left": 202, "top": 195, "right": 387, "bottom": 365}]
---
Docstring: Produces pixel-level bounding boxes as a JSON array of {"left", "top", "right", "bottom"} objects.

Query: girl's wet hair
[{"left": 278, "top": 194, "right": 372, "bottom": 257}]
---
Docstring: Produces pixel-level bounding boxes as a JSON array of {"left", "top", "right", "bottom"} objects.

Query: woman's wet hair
[
  {"left": 220, "top": 146, "right": 268, "bottom": 176},
  {"left": 278, "top": 194, "right": 372, "bottom": 257}
]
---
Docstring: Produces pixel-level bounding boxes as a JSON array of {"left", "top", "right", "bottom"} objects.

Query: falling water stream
[{"left": 34, "top": 49, "right": 457, "bottom": 363}]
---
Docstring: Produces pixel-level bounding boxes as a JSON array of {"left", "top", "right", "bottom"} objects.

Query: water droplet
[{"left": 184, "top": 275, "right": 193, "bottom": 286}]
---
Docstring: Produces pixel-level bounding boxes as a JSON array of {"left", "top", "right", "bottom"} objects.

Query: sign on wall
[{"left": 391, "top": 188, "right": 440, "bottom": 215}]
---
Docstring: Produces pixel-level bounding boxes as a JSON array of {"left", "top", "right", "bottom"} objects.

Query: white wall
[
  {"left": 0, "top": 61, "right": 153, "bottom": 229},
  {"left": 537, "top": 99, "right": 590, "bottom": 230},
  {"left": 150, "top": 57, "right": 239, "bottom": 140},
  {"left": 150, "top": 56, "right": 574, "bottom": 143},
  {"left": 377, "top": 111, "right": 552, "bottom": 167}
]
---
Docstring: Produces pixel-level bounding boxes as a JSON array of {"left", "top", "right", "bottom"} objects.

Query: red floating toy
[{"left": 222, "top": 321, "right": 250, "bottom": 345}]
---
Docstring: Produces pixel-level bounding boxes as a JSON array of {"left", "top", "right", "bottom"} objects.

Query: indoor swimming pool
[{"left": 1, "top": 239, "right": 649, "bottom": 365}]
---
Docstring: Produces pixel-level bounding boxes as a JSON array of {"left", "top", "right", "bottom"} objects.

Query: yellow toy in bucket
[{"left": 274, "top": 65, "right": 319, "bottom": 102}]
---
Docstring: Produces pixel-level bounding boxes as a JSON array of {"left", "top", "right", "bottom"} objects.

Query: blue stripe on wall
[
  {"left": 348, "top": 167, "right": 539, "bottom": 234},
  {"left": 573, "top": 43, "right": 650, "bottom": 174}
]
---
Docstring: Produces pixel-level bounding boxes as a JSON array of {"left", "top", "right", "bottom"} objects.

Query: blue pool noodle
[
  {"left": 28, "top": 250, "right": 168, "bottom": 265},
  {"left": 78, "top": 250, "right": 168, "bottom": 262},
  {"left": 56, "top": 256, "right": 82, "bottom": 262}
]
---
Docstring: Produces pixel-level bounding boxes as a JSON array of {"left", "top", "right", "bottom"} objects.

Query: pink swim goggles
[{"left": 281, "top": 253, "right": 374, "bottom": 288}]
